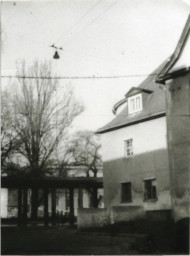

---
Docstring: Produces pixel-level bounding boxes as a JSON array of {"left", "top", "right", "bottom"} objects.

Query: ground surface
[
  {"left": 2, "top": 225, "right": 142, "bottom": 255},
  {"left": 2, "top": 220, "right": 188, "bottom": 255}
]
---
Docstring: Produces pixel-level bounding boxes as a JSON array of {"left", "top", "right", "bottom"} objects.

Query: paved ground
[{"left": 1, "top": 225, "right": 141, "bottom": 255}]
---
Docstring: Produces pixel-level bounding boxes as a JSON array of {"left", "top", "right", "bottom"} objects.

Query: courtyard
[
  {"left": 2, "top": 225, "right": 142, "bottom": 255},
  {"left": 2, "top": 219, "right": 184, "bottom": 255}
]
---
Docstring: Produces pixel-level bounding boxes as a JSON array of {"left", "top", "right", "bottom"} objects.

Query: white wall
[
  {"left": 1, "top": 188, "right": 8, "bottom": 218},
  {"left": 101, "top": 116, "right": 167, "bottom": 162},
  {"left": 78, "top": 208, "right": 109, "bottom": 229},
  {"left": 56, "top": 189, "right": 104, "bottom": 216}
]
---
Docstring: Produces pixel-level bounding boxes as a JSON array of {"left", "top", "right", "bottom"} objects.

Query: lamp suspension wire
[
  {"left": 62, "top": 0, "right": 118, "bottom": 48},
  {"left": 55, "top": 0, "right": 103, "bottom": 46}
]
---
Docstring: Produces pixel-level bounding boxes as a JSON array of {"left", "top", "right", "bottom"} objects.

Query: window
[
  {"left": 124, "top": 139, "right": 133, "bottom": 157},
  {"left": 121, "top": 182, "right": 132, "bottom": 203},
  {"left": 128, "top": 94, "right": 142, "bottom": 114},
  {"left": 144, "top": 179, "right": 157, "bottom": 201}
]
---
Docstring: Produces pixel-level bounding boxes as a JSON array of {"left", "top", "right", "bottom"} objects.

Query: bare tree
[
  {"left": 12, "top": 60, "right": 84, "bottom": 177},
  {"left": 68, "top": 130, "right": 102, "bottom": 177},
  {"left": 8, "top": 60, "right": 84, "bottom": 218},
  {"left": 66, "top": 130, "right": 102, "bottom": 207},
  {"left": 44, "top": 146, "right": 72, "bottom": 177},
  {"left": 1, "top": 89, "right": 21, "bottom": 170}
]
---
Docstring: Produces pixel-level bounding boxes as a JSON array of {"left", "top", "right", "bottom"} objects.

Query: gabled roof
[
  {"left": 156, "top": 14, "right": 190, "bottom": 83},
  {"left": 96, "top": 60, "right": 167, "bottom": 134}
]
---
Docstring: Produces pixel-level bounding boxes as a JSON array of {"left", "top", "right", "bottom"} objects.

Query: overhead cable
[
  {"left": 1, "top": 74, "right": 159, "bottom": 80},
  {"left": 55, "top": 0, "right": 102, "bottom": 45}
]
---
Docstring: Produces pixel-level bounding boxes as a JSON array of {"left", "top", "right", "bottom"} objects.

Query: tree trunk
[
  {"left": 31, "top": 188, "right": 38, "bottom": 220},
  {"left": 92, "top": 167, "right": 97, "bottom": 177}
]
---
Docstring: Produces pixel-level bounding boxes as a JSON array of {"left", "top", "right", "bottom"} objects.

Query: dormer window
[
  {"left": 128, "top": 94, "right": 142, "bottom": 114},
  {"left": 112, "top": 87, "right": 152, "bottom": 115}
]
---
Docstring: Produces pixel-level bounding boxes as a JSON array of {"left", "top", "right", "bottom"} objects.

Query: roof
[
  {"left": 96, "top": 60, "right": 167, "bottom": 134},
  {"left": 97, "top": 15, "right": 190, "bottom": 134},
  {"left": 156, "top": 14, "right": 190, "bottom": 83},
  {"left": 125, "top": 87, "right": 153, "bottom": 97}
]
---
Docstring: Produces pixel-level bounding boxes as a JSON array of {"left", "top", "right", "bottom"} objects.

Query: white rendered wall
[
  {"left": 102, "top": 116, "right": 167, "bottom": 162},
  {"left": 1, "top": 188, "right": 8, "bottom": 218}
]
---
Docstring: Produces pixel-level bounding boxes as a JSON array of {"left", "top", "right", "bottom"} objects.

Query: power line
[
  {"left": 3, "top": 1, "right": 103, "bottom": 53},
  {"left": 5, "top": 31, "right": 48, "bottom": 47},
  {"left": 63, "top": 0, "right": 118, "bottom": 47},
  {"left": 3, "top": 0, "right": 118, "bottom": 61},
  {"left": 55, "top": 0, "right": 102, "bottom": 45},
  {"left": 1, "top": 74, "right": 159, "bottom": 80}
]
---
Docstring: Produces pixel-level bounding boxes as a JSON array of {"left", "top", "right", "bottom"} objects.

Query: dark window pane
[
  {"left": 144, "top": 180, "right": 157, "bottom": 200},
  {"left": 152, "top": 186, "right": 157, "bottom": 199},
  {"left": 121, "top": 182, "right": 132, "bottom": 203}
]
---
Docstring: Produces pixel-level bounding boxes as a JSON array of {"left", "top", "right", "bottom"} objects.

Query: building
[
  {"left": 97, "top": 62, "right": 170, "bottom": 223},
  {"left": 156, "top": 15, "right": 190, "bottom": 222},
  {"left": 97, "top": 15, "right": 190, "bottom": 223}
]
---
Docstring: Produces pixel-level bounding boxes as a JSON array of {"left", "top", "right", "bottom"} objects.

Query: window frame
[
  {"left": 128, "top": 93, "right": 143, "bottom": 114},
  {"left": 124, "top": 138, "right": 133, "bottom": 158},
  {"left": 120, "top": 182, "right": 132, "bottom": 203},
  {"left": 143, "top": 178, "right": 157, "bottom": 202}
]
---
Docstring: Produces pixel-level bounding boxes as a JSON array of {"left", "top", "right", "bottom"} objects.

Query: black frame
[{"left": 121, "top": 182, "right": 132, "bottom": 203}]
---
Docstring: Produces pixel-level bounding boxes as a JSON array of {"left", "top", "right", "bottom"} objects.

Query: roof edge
[
  {"left": 156, "top": 14, "right": 190, "bottom": 83},
  {"left": 157, "top": 67, "right": 190, "bottom": 83},
  {"left": 112, "top": 98, "right": 128, "bottom": 115},
  {"left": 96, "top": 111, "right": 166, "bottom": 134},
  {"left": 125, "top": 87, "right": 153, "bottom": 97}
]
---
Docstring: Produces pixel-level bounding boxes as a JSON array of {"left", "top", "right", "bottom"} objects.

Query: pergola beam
[{"left": 1, "top": 177, "right": 103, "bottom": 189}]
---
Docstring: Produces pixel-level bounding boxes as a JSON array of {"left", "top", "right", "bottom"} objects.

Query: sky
[{"left": 1, "top": 0, "right": 190, "bottom": 132}]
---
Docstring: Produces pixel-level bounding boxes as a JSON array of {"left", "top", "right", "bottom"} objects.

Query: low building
[{"left": 1, "top": 165, "right": 104, "bottom": 220}]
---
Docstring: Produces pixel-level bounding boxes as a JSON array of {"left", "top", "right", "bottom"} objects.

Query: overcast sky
[{"left": 1, "top": 0, "right": 190, "bottom": 132}]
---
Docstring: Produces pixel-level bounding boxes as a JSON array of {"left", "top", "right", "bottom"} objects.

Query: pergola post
[
  {"left": 51, "top": 188, "right": 56, "bottom": 226},
  {"left": 69, "top": 188, "right": 74, "bottom": 225},
  {"left": 44, "top": 188, "right": 49, "bottom": 226},
  {"left": 78, "top": 187, "right": 83, "bottom": 209},
  {"left": 31, "top": 188, "right": 38, "bottom": 220},
  {"left": 23, "top": 188, "right": 28, "bottom": 226},
  {"left": 18, "top": 189, "right": 23, "bottom": 226},
  {"left": 92, "top": 187, "right": 98, "bottom": 208}
]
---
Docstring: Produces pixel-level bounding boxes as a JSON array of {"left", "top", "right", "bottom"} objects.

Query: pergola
[{"left": 1, "top": 176, "right": 103, "bottom": 226}]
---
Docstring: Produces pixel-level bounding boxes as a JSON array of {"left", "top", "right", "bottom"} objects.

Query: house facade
[
  {"left": 97, "top": 15, "right": 190, "bottom": 223},
  {"left": 97, "top": 63, "right": 171, "bottom": 222}
]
